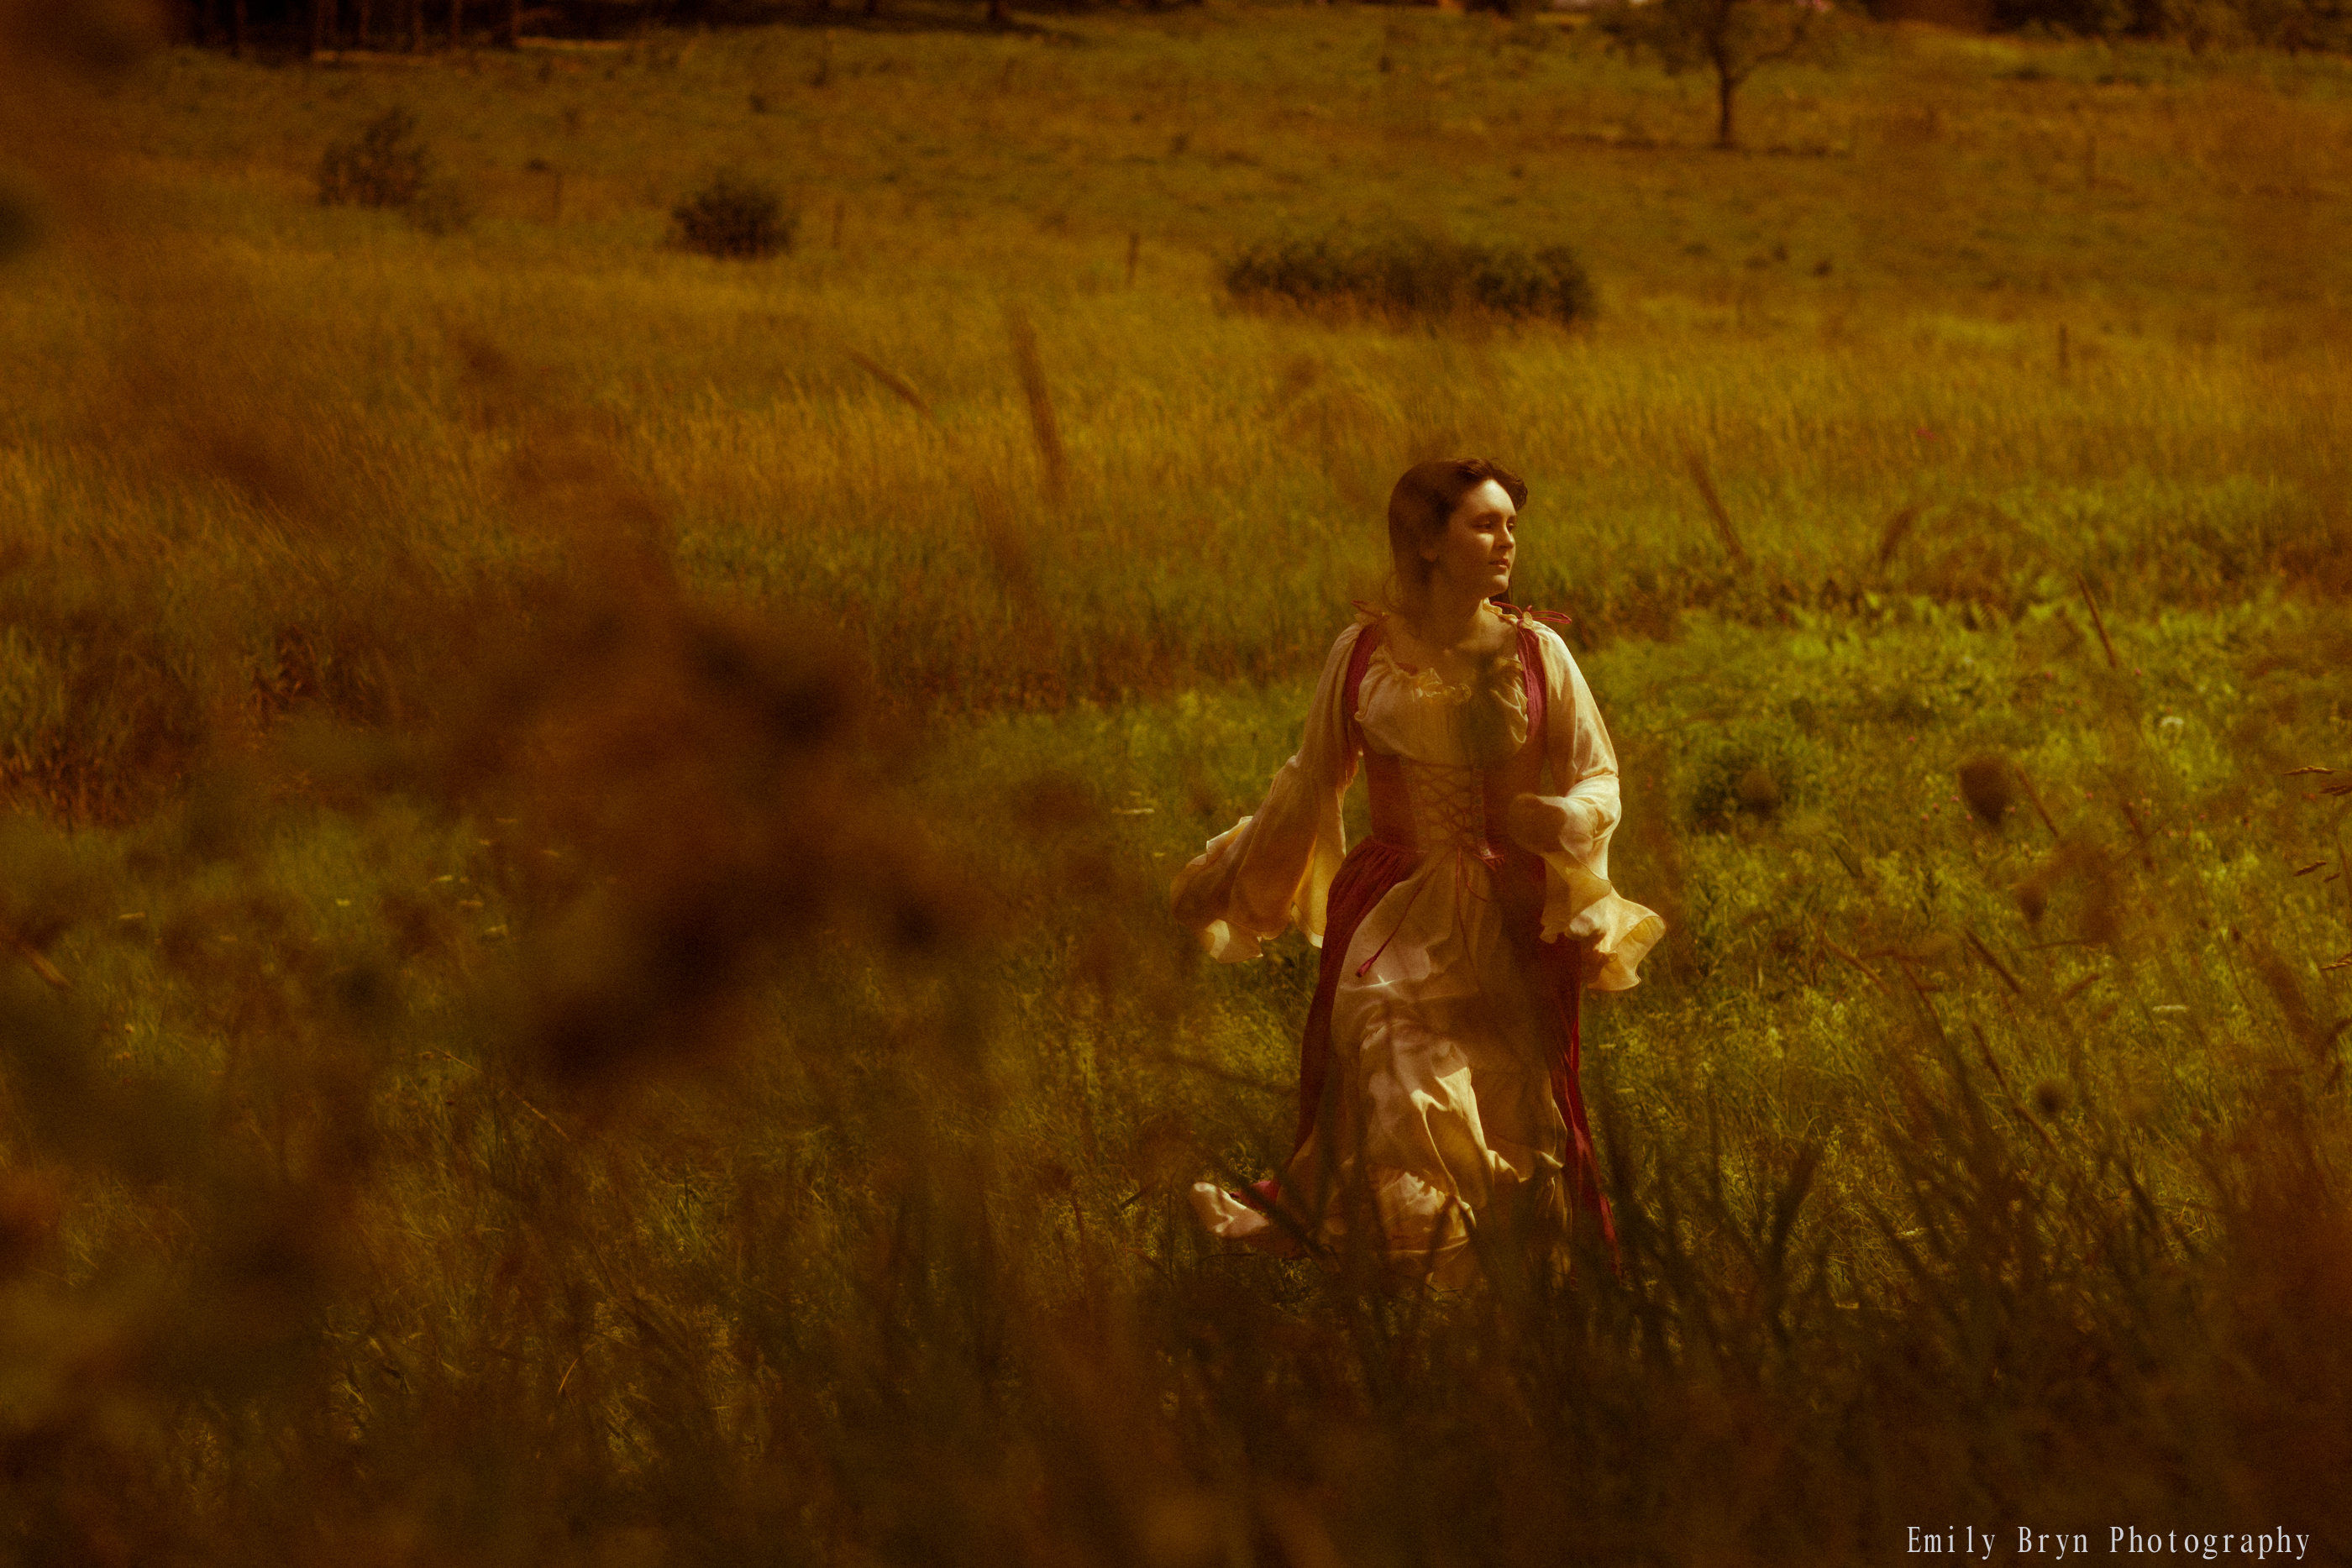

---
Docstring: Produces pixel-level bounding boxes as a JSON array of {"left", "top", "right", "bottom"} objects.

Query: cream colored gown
[{"left": 1172, "top": 606, "right": 1663, "bottom": 1284}]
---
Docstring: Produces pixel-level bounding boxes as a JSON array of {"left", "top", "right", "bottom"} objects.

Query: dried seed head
[
  {"left": 1957, "top": 755, "right": 2014, "bottom": 827},
  {"left": 1126, "top": 1114, "right": 1200, "bottom": 1197}
]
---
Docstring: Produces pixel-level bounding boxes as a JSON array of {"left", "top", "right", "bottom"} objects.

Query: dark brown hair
[{"left": 1385, "top": 458, "right": 1529, "bottom": 593}]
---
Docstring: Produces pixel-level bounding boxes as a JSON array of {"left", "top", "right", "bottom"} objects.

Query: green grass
[{"left": 2, "top": 5, "right": 2351, "bottom": 1561}]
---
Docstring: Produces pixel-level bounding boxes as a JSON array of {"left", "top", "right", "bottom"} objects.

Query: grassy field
[{"left": 3, "top": 3, "right": 2352, "bottom": 1561}]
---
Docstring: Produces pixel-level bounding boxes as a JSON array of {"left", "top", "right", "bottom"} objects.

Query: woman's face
[{"left": 1423, "top": 479, "right": 1517, "bottom": 600}]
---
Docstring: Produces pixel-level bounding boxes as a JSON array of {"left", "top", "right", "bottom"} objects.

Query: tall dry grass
[
  {"left": 5, "top": 222, "right": 2346, "bottom": 795},
  {"left": 5, "top": 5, "right": 2351, "bottom": 792}
]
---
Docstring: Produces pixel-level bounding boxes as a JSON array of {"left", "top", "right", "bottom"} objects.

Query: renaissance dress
[{"left": 1172, "top": 602, "right": 1664, "bottom": 1285}]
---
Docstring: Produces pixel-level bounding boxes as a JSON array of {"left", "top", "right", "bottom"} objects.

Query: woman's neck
[{"left": 1403, "top": 586, "right": 1494, "bottom": 653}]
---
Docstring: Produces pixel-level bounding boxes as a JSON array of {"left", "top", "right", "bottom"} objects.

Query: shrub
[
  {"left": 0, "top": 187, "right": 38, "bottom": 264},
  {"left": 406, "top": 177, "right": 477, "bottom": 238},
  {"left": 670, "top": 170, "right": 797, "bottom": 260},
  {"left": 318, "top": 107, "right": 432, "bottom": 211},
  {"left": 1223, "top": 228, "right": 1596, "bottom": 327},
  {"left": 1686, "top": 731, "right": 1808, "bottom": 829}
]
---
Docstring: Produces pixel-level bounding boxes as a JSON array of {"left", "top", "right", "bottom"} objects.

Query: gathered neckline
[
  {"left": 1364, "top": 606, "right": 1529, "bottom": 687},
  {"left": 1364, "top": 634, "right": 1528, "bottom": 705},
  {"left": 1352, "top": 600, "right": 1533, "bottom": 636}
]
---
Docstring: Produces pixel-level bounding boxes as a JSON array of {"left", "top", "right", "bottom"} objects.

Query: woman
[{"left": 1172, "top": 459, "right": 1663, "bottom": 1286}]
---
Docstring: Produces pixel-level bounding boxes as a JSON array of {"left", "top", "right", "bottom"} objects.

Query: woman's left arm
[{"left": 1508, "top": 628, "right": 1666, "bottom": 991}]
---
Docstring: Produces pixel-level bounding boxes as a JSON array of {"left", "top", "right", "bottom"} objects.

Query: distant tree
[
  {"left": 1599, "top": 0, "right": 1833, "bottom": 149},
  {"left": 1985, "top": 0, "right": 2142, "bottom": 31},
  {"left": 2230, "top": 0, "right": 2352, "bottom": 49}
]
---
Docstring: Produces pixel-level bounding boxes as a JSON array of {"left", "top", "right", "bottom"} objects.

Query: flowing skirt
[{"left": 1190, "top": 835, "right": 1616, "bottom": 1285}]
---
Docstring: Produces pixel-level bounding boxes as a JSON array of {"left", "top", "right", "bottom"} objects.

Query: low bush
[
  {"left": 1687, "top": 730, "right": 1809, "bottom": 828},
  {"left": 1224, "top": 228, "right": 1597, "bottom": 327},
  {"left": 317, "top": 108, "right": 471, "bottom": 235},
  {"left": 406, "top": 177, "right": 477, "bottom": 238},
  {"left": 318, "top": 107, "right": 431, "bottom": 211},
  {"left": 670, "top": 170, "right": 797, "bottom": 260},
  {"left": 0, "top": 187, "right": 37, "bottom": 264}
]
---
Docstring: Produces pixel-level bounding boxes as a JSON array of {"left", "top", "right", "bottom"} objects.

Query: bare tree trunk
[
  {"left": 357, "top": 0, "right": 370, "bottom": 48},
  {"left": 450, "top": 0, "right": 463, "bottom": 48},
  {"left": 501, "top": 0, "right": 518, "bottom": 45},
  {"left": 864, "top": 0, "right": 881, "bottom": 15},
  {"left": 1715, "top": 69, "right": 1736, "bottom": 148},
  {"left": 408, "top": 0, "right": 423, "bottom": 50},
  {"left": 988, "top": 0, "right": 1008, "bottom": 24},
  {"left": 310, "top": 0, "right": 328, "bottom": 55},
  {"left": 231, "top": 0, "right": 246, "bottom": 56},
  {"left": 198, "top": 0, "right": 217, "bottom": 45}
]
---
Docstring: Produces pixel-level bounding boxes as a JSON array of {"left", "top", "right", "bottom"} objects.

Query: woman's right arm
[{"left": 1170, "top": 622, "right": 1365, "bottom": 962}]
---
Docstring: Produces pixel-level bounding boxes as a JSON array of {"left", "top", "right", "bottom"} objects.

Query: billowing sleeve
[
  {"left": 1526, "top": 626, "right": 1666, "bottom": 992},
  {"left": 1169, "top": 623, "right": 1364, "bottom": 963}
]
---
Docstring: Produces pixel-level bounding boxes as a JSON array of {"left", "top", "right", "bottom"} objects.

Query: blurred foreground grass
[
  {"left": 1, "top": 3, "right": 2350, "bottom": 1561},
  {"left": 6, "top": 593, "right": 2349, "bottom": 1560}
]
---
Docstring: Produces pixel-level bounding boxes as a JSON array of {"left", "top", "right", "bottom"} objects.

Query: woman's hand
[{"left": 1504, "top": 792, "right": 1571, "bottom": 854}]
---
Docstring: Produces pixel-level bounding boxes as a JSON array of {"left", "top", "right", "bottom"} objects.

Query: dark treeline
[
  {"left": 1767, "top": 0, "right": 2348, "bottom": 50},
  {"left": 176, "top": 0, "right": 1194, "bottom": 50},
  {"left": 181, "top": 1, "right": 660, "bottom": 50},
  {"left": 180, "top": 0, "right": 2352, "bottom": 56},
  {"left": 1964, "top": 0, "right": 2352, "bottom": 50}
]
